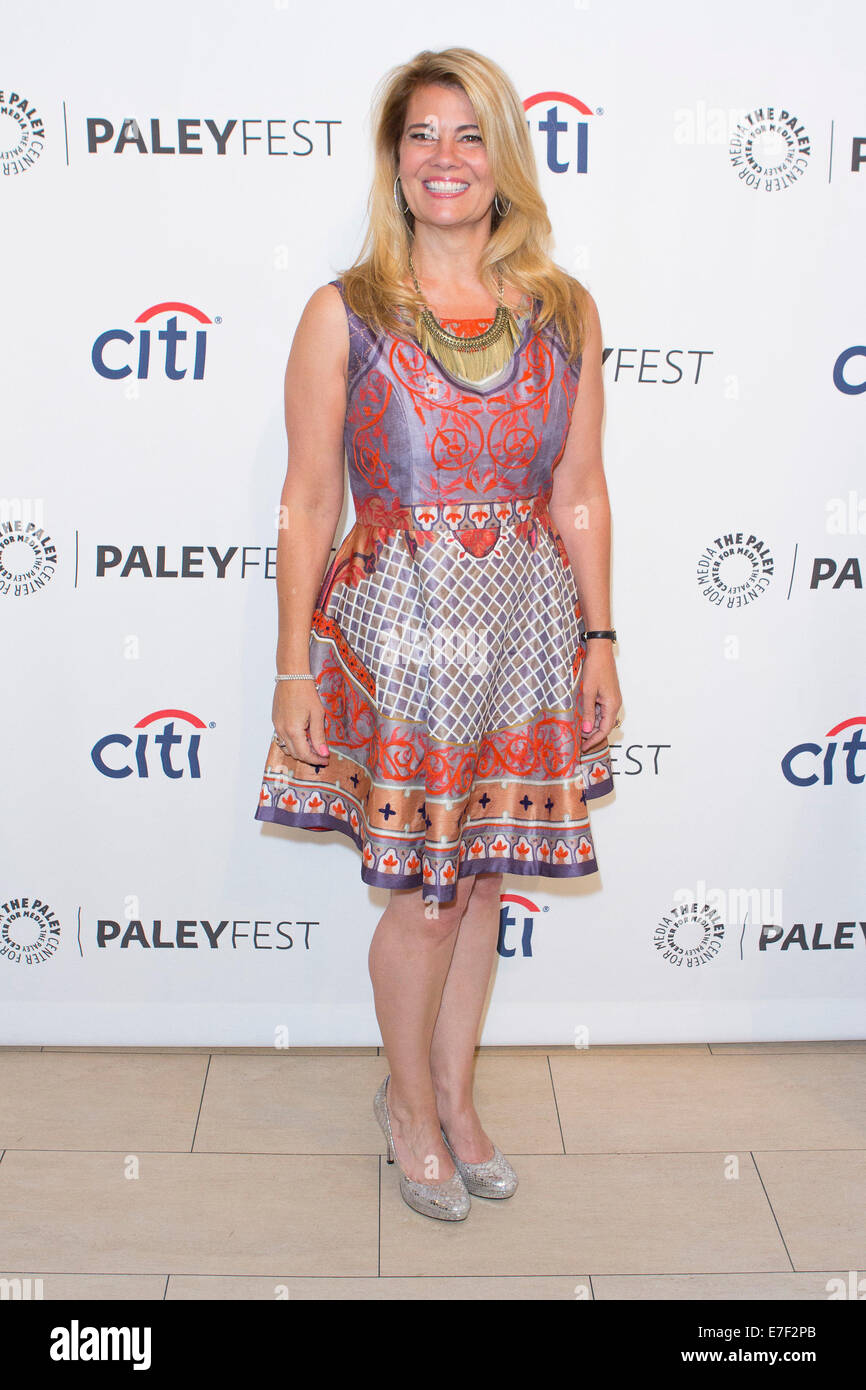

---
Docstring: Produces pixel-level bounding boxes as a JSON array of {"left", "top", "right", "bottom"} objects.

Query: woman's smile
[{"left": 421, "top": 179, "right": 470, "bottom": 197}]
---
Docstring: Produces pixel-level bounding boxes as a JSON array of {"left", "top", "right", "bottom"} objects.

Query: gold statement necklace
[{"left": 407, "top": 248, "right": 526, "bottom": 384}]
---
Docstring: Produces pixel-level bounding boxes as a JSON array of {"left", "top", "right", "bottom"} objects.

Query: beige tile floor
[{"left": 0, "top": 1041, "right": 863, "bottom": 1300}]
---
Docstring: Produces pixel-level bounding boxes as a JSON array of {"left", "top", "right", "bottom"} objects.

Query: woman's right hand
[{"left": 271, "top": 679, "right": 330, "bottom": 768}]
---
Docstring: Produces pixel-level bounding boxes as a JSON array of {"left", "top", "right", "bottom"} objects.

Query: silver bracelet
[{"left": 275, "top": 673, "right": 316, "bottom": 681}]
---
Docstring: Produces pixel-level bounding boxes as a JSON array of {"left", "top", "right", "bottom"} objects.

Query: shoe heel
[
  {"left": 373, "top": 1074, "right": 471, "bottom": 1221},
  {"left": 374, "top": 1075, "right": 396, "bottom": 1163}
]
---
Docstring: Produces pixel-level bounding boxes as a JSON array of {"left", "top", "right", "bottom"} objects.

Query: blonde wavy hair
[{"left": 337, "top": 47, "right": 591, "bottom": 366}]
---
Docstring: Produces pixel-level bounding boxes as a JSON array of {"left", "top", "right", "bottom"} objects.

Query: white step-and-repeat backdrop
[{"left": 3, "top": 0, "right": 863, "bottom": 1044}]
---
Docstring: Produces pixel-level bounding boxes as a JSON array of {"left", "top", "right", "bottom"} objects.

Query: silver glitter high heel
[
  {"left": 374, "top": 1075, "right": 471, "bottom": 1222},
  {"left": 440, "top": 1125, "right": 519, "bottom": 1199}
]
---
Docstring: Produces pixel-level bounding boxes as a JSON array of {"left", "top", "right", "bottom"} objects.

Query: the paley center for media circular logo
[
  {"left": 654, "top": 901, "right": 725, "bottom": 968},
  {"left": 696, "top": 529, "right": 774, "bottom": 608},
  {"left": 728, "top": 105, "right": 811, "bottom": 191},
  {"left": 0, "top": 504, "right": 58, "bottom": 597},
  {"left": 1, "top": 87, "right": 46, "bottom": 176},
  {"left": 0, "top": 896, "right": 60, "bottom": 965}
]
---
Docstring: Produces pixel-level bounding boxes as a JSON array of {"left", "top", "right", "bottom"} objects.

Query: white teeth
[{"left": 424, "top": 180, "right": 468, "bottom": 191}]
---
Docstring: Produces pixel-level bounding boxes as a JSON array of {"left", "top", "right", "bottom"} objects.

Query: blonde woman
[{"left": 256, "top": 48, "right": 621, "bottom": 1221}]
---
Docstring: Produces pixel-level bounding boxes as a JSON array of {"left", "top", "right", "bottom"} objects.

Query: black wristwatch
[{"left": 584, "top": 629, "right": 617, "bottom": 642}]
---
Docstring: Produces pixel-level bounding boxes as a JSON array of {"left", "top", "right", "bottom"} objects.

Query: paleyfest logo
[
  {"left": 655, "top": 883, "right": 866, "bottom": 966},
  {"left": 697, "top": 530, "right": 774, "bottom": 607},
  {"left": 729, "top": 105, "right": 811, "bottom": 191},
  {"left": 1, "top": 87, "right": 45, "bottom": 176}
]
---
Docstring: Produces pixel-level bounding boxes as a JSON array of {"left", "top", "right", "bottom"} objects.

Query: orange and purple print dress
[{"left": 255, "top": 278, "right": 614, "bottom": 903}]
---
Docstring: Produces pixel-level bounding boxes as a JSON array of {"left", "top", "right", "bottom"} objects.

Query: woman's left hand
[{"left": 580, "top": 643, "right": 622, "bottom": 749}]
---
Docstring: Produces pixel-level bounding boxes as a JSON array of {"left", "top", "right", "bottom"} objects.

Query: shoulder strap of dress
[{"left": 326, "top": 277, "right": 379, "bottom": 385}]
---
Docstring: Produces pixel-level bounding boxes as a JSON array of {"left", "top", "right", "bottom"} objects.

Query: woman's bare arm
[
  {"left": 548, "top": 290, "right": 612, "bottom": 632},
  {"left": 548, "top": 290, "right": 622, "bottom": 749},
  {"left": 274, "top": 283, "right": 348, "bottom": 675}
]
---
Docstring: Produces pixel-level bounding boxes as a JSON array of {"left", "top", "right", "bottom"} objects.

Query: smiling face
[{"left": 397, "top": 83, "right": 496, "bottom": 232}]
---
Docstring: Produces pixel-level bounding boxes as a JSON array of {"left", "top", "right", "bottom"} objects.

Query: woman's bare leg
[
  {"left": 429, "top": 871, "right": 504, "bottom": 1162},
  {"left": 368, "top": 874, "right": 476, "bottom": 1183}
]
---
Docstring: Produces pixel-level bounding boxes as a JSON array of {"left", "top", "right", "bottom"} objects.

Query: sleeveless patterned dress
[{"left": 255, "top": 277, "right": 615, "bottom": 902}]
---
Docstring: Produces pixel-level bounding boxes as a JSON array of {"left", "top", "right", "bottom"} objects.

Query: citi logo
[
  {"left": 833, "top": 345, "right": 866, "bottom": 395},
  {"left": 92, "top": 300, "right": 215, "bottom": 380},
  {"left": 498, "top": 892, "right": 547, "bottom": 958},
  {"left": 91, "top": 708, "right": 213, "bottom": 779},
  {"left": 781, "top": 716, "right": 866, "bottom": 786},
  {"left": 523, "top": 92, "right": 598, "bottom": 174}
]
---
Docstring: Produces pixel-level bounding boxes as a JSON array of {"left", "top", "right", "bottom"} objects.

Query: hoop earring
[
  {"left": 494, "top": 191, "right": 511, "bottom": 217},
  {"left": 394, "top": 174, "right": 411, "bottom": 219}
]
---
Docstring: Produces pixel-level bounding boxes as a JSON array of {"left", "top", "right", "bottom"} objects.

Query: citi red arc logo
[
  {"left": 523, "top": 92, "right": 596, "bottom": 174},
  {"left": 498, "top": 891, "right": 546, "bottom": 958},
  {"left": 92, "top": 301, "right": 214, "bottom": 380},
  {"left": 781, "top": 716, "right": 866, "bottom": 786},
  {"left": 91, "top": 708, "right": 211, "bottom": 779}
]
